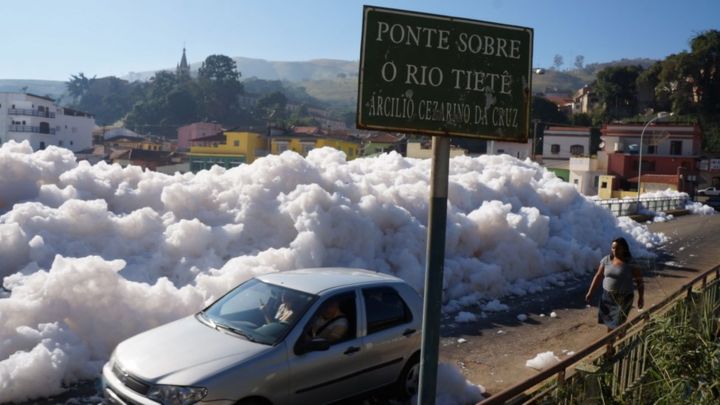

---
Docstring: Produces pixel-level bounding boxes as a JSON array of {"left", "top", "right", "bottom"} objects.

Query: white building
[
  {"left": 569, "top": 156, "right": 605, "bottom": 196},
  {"left": 0, "top": 93, "right": 95, "bottom": 152},
  {"left": 542, "top": 126, "right": 592, "bottom": 162},
  {"left": 486, "top": 140, "right": 532, "bottom": 160}
]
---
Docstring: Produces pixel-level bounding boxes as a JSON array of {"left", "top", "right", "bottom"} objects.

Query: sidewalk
[{"left": 439, "top": 214, "right": 720, "bottom": 396}]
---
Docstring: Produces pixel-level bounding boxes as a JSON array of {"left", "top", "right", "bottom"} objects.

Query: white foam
[
  {"left": 526, "top": 351, "right": 561, "bottom": 370},
  {"left": 0, "top": 141, "right": 666, "bottom": 401}
]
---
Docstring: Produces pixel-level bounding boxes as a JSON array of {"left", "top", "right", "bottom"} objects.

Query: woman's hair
[{"left": 611, "top": 237, "right": 632, "bottom": 260}]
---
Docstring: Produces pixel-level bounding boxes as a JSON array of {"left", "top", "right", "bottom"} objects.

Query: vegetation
[
  {"left": 588, "top": 30, "right": 720, "bottom": 151},
  {"left": 640, "top": 309, "right": 720, "bottom": 404},
  {"left": 66, "top": 54, "right": 342, "bottom": 137}
]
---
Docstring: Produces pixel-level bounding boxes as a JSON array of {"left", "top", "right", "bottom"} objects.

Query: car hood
[{"left": 114, "top": 315, "right": 271, "bottom": 385}]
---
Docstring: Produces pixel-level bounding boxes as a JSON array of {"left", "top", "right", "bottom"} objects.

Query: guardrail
[
  {"left": 7, "top": 124, "right": 56, "bottom": 135},
  {"left": 8, "top": 108, "right": 56, "bottom": 118},
  {"left": 479, "top": 263, "right": 720, "bottom": 405},
  {"left": 594, "top": 196, "right": 688, "bottom": 216}
]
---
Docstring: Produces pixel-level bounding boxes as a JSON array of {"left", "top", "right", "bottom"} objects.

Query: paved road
[{"left": 439, "top": 213, "right": 720, "bottom": 398}]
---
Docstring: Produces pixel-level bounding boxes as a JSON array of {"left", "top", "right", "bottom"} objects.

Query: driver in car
[{"left": 309, "top": 299, "right": 348, "bottom": 343}]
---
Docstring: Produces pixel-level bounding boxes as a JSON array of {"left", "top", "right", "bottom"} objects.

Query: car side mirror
[{"left": 295, "top": 338, "right": 331, "bottom": 355}]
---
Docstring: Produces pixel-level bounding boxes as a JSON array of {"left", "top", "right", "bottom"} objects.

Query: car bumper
[
  {"left": 102, "top": 362, "right": 159, "bottom": 405},
  {"left": 102, "top": 362, "right": 235, "bottom": 405}
]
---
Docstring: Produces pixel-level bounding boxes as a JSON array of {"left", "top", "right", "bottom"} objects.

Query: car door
[
  {"left": 356, "top": 286, "right": 421, "bottom": 390},
  {"left": 286, "top": 290, "right": 368, "bottom": 404}
]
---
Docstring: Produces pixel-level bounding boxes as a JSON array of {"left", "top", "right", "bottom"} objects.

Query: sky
[
  {"left": 3, "top": 138, "right": 711, "bottom": 401},
  {"left": 2, "top": 0, "right": 719, "bottom": 81}
]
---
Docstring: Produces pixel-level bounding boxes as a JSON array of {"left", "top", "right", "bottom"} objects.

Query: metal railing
[
  {"left": 479, "top": 263, "right": 720, "bottom": 405},
  {"left": 8, "top": 108, "right": 56, "bottom": 118},
  {"left": 7, "top": 124, "right": 56, "bottom": 135},
  {"left": 595, "top": 196, "right": 688, "bottom": 216}
]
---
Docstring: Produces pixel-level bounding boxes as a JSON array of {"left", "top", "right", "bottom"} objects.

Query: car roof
[{"left": 256, "top": 267, "right": 405, "bottom": 295}]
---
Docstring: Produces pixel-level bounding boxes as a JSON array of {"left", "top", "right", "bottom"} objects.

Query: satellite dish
[{"left": 598, "top": 141, "right": 606, "bottom": 150}]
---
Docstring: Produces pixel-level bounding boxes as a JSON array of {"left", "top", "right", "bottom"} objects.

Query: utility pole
[{"left": 531, "top": 119, "right": 541, "bottom": 161}]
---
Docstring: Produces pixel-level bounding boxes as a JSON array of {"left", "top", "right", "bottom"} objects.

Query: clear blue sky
[{"left": 2, "top": 0, "right": 718, "bottom": 81}]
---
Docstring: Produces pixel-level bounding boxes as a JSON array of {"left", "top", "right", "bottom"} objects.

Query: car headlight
[{"left": 147, "top": 384, "right": 208, "bottom": 405}]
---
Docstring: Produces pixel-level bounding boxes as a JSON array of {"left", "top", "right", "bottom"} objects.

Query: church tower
[{"left": 176, "top": 47, "right": 190, "bottom": 79}]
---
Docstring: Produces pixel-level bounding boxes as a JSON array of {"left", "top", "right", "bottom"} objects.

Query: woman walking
[{"left": 585, "top": 237, "right": 644, "bottom": 331}]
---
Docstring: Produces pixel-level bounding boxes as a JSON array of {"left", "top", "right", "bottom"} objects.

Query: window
[
  {"left": 551, "top": 144, "right": 560, "bottom": 154},
  {"left": 306, "top": 292, "right": 357, "bottom": 344},
  {"left": 670, "top": 141, "right": 682, "bottom": 155},
  {"left": 647, "top": 145, "right": 656, "bottom": 154},
  {"left": 233, "top": 140, "right": 240, "bottom": 147},
  {"left": 570, "top": 145, "right": 584, "bottom": 155},
  {"left": 497, "top": 149, "right": 505, "bottom": 154},
  {"left": 275, "top": 142, "right": 288, "bottom": 153},
  {"left": 601, "top": 181, "right": 608, "bottom": 188},
  {"left": 634, "top": 160, "right": 656, "bottom": 172},
  {"left": 593, "top": 176, "right": 599, "bottom": 188},
  {"left": 363, "top": 287, "right": 412, "bottom": 334},
  {"left": 58, "top": 140, "right": 64, "bottom": 146},
  {"left": 302, "top": 143, "right": 314, "bottom": 155}
]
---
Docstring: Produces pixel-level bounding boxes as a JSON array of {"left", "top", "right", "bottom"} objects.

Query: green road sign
[{"left": 357, "top": 6, "right": 533, "bottom": 141}]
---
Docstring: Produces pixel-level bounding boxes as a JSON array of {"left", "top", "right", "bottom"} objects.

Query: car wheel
[{"left": 394, "top": 353, "right": 420, "bottom": 399}]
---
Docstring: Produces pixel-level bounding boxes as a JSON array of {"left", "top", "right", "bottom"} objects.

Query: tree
[
  {"left": 570, "top": 113, "right": 592, "bottom": 126},
  {"left": 532, "top": 96, "right": 568, "bottom": 124},
  {"left": 198, "top": 55, "right": 242, "bottom": 84},
  {"left": 688, "top": 30, "right": 720, "bottom": 117},
  {"left": 67, "top": 73, "right": 96, "bottom": 99},
  {"left": 574, "top": 55, "right": 585, "bottom": 70},
  {"left": 72, "top": 76, "right": 140, "bottom": 125},
  {"left": 257, "top": 91, "right": 288, "bottom": 122},
  {"left": 553, "top": 54, "right": 564, "bottom": 70},
  {"left": 594, "top": 65, "right": 644, "bottom": 120},
  {"left": 197, "top": 54, "right": 244, "bottom": 123}
]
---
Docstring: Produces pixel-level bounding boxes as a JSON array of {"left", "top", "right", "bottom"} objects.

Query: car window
[
  {"left": 203, "top": 278, "right": 315, "bottom": 345},
  {"left": 363, "top": 287, "right": 413, "bottom": 334},
  {"left": 304, "top": 291, "right": 356, "bottom": 345}
]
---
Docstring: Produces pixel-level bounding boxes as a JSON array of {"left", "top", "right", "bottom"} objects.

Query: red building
[
  {"left": 601, "top": 124, "right": 701, "bottom": 193},
  {"left": 177, "top": 122, "right": 224, "bottom": 151}
]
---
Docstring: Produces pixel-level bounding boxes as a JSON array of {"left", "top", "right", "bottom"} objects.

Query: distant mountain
[
  {"left": 533, "top": 58, "right": 658, "bottom": 95},
  {"left": 122, "top": 57, "right": 359, "bottom": 82},
  {"left": 0, "top": 79, "right": 69, "bottom": 103},
  {"left": 1, "top": 57, "right": 659, "bottom": 112}
]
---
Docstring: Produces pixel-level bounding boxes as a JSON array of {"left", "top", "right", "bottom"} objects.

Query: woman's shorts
[{"left": 598, "top": 289, "right": 634, "bottom": 329}]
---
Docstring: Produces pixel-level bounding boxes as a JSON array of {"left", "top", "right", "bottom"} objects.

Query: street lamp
[{"left": 637, "top": 111, "right": 672, "bottom": 210}]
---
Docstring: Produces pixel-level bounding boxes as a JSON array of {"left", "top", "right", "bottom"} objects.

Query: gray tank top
[{"left": 601, "top": 255, "right": 635, "bottom": 294}]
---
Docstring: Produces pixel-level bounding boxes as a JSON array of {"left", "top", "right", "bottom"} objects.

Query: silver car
[{"left": 102, "top": 268, "right": 422, "bottom": 405}]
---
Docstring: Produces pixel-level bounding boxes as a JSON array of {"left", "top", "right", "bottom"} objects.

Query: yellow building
[
  {"left": 105, "top": 135, "right": 165, "bottom": 151},
  {"left": 189, "top": 131, "right": 268, "bottom": 172},
  {"left": 270, "top": 128, "right": 360, "bottom": 160}
]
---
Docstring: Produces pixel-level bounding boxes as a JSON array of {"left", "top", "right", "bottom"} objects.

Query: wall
[
  {"left": 542, "top": 128, "right": 591, "bottom": 161},
  {"left": 487, "top": 140, "right": 532, "bottom": 159},
  {"left": 56, "top": 110, "right": 94, "bottom": 151},
  {"left": 177, "top": 122, "right": 223, "bottom": 151},
  {"left": 406, "top": 142, "right": 467, "bottom": 159},
  {"left": 0, "top": 93, "right": 94, "bottom": 151}
]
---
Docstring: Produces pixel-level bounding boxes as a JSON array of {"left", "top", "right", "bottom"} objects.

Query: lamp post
[{"left": 637, "top": 111, "right": 671, "bottom": 211}]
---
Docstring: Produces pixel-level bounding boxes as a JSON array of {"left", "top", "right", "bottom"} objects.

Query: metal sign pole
[{"left": 418, "top": 136, "right": 450, "bottom": 405}]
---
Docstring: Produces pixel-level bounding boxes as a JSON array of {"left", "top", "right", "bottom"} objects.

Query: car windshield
[{"left": 201, "top": 278, "right": 315, "bottom": 345}]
